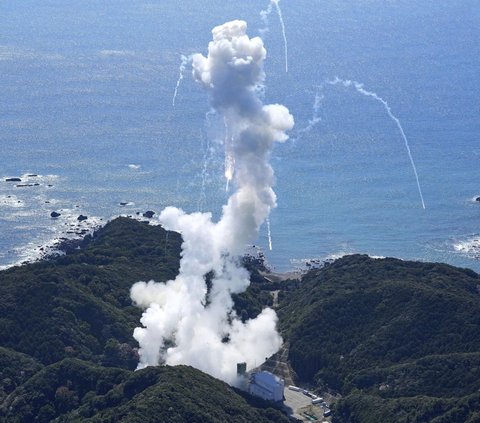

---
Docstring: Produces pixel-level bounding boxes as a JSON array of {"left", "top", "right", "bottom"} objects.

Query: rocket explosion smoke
[
  {"left": 260, "top": 0, "right": 288, "bottom": 73},
  {"left": 131, "top": 20, "right": 293, "bottom": 385},
  {"left": 328, "top": 78, "right": 426, "bottom": 209}
]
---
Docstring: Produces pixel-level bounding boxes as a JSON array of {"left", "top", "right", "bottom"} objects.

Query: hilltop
[
  {"left": 277, "top": 254, "right": 480, "bottom": 422},
  {"left": 2, "top": 218, "right": 480, "bottom": 422},
  {"left": 0, "top": 218, "right": 286, "bottom": 422}
]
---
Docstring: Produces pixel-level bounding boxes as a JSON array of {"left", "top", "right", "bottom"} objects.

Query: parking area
[{"left": 283, "top": 388, "right": 331, "bottom": 422}]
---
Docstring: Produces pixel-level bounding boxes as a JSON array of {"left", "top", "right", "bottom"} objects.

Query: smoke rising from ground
[{"left": 131, "top": 20, "right": 293, "bottom": 385}]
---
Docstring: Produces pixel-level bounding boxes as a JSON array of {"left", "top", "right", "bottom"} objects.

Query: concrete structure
[
  {"left": 248, "top": 371, "right": 284, "bottom": 402},
  {"left": 237, "top": 362, "right": 247, "bottom": 376}
]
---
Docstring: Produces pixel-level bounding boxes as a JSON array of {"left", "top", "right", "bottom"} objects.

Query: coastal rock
[
  {"left": 476, "top": 197, "right": 480, "bottom": 202},
  {"left": 50, "top": 211, "right": 61, "bottom": 218},
  {"left": 143, "top": 210, "right": 155, "bottom": 218},
  {"left": 6, "top": 177, "right": 21, "bottom": 182},
  {"left": 77, "top": 215, "right": 88, "bottom": 222},
  {"left": 16, "top": 183, "right": 40, "bottom": 187}
]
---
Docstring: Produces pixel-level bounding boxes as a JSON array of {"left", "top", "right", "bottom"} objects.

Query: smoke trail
[
  {"left": 197, "top": 110, "right": 216, "bottom": 212},
  {"left": 197, "top": 132, "right": 210, "bottom": 211},
  {"left": 273, "top": 0, "right": 288, "bottom": 73},
  {"left": 266, "top": 217, "right": 273, "bottom": 251},
  {"left": 294, "top": 88, "right": 324, "bottom": 141},
  {"left": 131, "top": 20, "right": 293, "bottom": 385},
  {"left": 172, "top": 54, "right": 190, "bottom": 107},
  {"left": 328, "top": 77, "right": 426, "bottom": 209},
  {"left": 223, "top": 117, "right": 235, "bottom": 192},
  {"left": 225, "top": 153, "right": 234, "bottom": 192},
  {"left": 260, "top": 0, "right": 288, "bottom": 73},
  {"left": 306, "top": 89, "right": 324, "bottom": 130}
]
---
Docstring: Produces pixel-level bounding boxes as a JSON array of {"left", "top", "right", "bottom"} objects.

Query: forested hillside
[
  {"left": 277, "top": 254, "right": 480, "bottom": 422},
  {"left": 2, "top": 219, "right": 480, "bottom": 422},
  {"left": 0, "top": 218, "right": 284, "bottom": 422}
]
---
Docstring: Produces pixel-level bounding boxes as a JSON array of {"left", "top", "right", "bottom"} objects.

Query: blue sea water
[{"left": 1, "top": 0, "right": 479, "bottom": 271}]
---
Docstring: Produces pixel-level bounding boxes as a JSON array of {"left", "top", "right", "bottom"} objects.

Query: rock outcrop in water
[{"left": 142, "top": 210, "right": 155, "bottom": 218}]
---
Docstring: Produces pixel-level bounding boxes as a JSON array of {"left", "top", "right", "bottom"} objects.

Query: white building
[{"left": 248, "top": 371, "right": 284, "bottom": 402}]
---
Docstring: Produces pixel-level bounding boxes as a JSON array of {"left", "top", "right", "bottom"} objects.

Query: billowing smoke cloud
[{"left": 131, "top": 20, "right": 294, "bottom": 385}]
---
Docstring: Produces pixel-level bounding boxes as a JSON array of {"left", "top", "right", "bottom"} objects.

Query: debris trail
[
  {"left": 266, "top": 217, "right": 273, "bottom": 251},
  {"left": 260, "top": 0, "right": 288, "bottom": 73},
  {"left": 295, "top": 88, "right": 324, "bottom": 140},
  {"left": 172, "top": 54, "right": 190, "bottom": 107},
  {"left": 198, "top": 110, "right": 216, "bottom": 212},
  {"left": 328, "top": 77, "right": 426, "bottom": 209}
]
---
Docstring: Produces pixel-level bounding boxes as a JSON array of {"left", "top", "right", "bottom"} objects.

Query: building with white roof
[{"left": 248, "top": 371, "right": 284, "bottom": 402}]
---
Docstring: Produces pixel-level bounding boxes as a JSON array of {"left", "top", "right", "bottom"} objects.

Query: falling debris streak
[
  {"left": 328, "top": 77, "right": 426, "bottom": 210},
  {"left": 260, "top": 0, "right": 288, "bottom": 73},
  {"left": 172, "top": 54, "right": 190, "bottom": 107},
  {"left": 197, "top": 110, "right": 217, "bottom": 212},
  {"left": 266, "top": 217, "right": 273, "bottom": 251},
  {"left": 295, "top": 89, "right": 324, "bottom": 140},
  {"left": 272, "top": 0, "right": 288, "bottom": 73},
  {"left": 197, "top": 132, "right": 210, "bottom": 212},
  {"left": 224, "top": 116, "right": 235, "bottom": 191}
]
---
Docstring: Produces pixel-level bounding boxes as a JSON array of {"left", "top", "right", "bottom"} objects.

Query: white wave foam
[
  {"left": 0, "top": 46, "right": 63, "bottom": 62},
  {"left": 0, "top": 195, "right": 25, "bottom": 208},
  {"left": 290, "top": 251, "right": 386, "bottom": 271},
  {"left": 99, "top": 50, "right": 135, "bottom": 57},
  {"left": 453, "top": 236, "right": 480, "bottom": 257},
  {"left": 290, "top": 251, "right": 352, "bottom": 269},
  {"left": 0, "top": 209, "right": 103, "bottom": 270}
]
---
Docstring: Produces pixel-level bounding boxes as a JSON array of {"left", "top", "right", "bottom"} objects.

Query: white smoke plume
[
  {"left": 260, "top": 0, "right": 288, "bottom": 73},
  {"left": 328, "top": 77, "right": 426, "bottom": 209},
  {"left": 131, "top": 20, "right": 293, "bottom": 385}
]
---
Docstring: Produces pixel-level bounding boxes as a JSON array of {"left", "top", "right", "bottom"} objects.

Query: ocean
[{"left": 1, "top": 0, "right": 479, "bottom": 272}]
